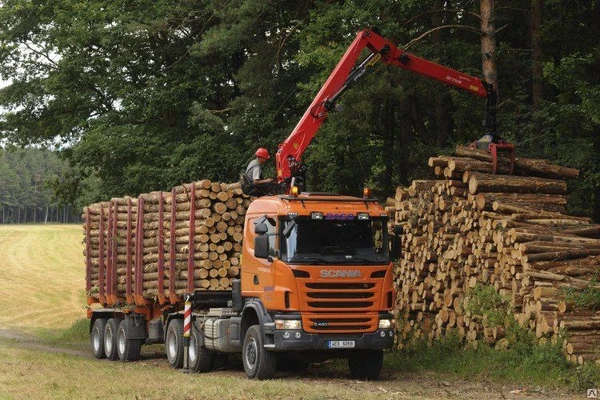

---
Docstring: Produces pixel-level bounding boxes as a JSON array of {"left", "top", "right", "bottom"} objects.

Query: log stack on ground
[
  {"left": 83, "top": 180, "right": 250, "bottom": 303},
  {"left": 394, "top": 145, "right": 600, "bottom": 364}
]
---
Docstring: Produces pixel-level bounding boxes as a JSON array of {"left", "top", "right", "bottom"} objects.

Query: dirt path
[{"left": 0, "top": 328, "right": 90, "bottom": 358}]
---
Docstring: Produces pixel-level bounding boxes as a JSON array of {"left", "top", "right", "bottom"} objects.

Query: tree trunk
[
  {"left": 594, "top": 124, "right": 600, "bottom": 223},
  {"left": 480, "top": 0, "right": 498, "bottom": 91},
  {"left": 531, "top": 0, "right": 543, "bottom": 109},
  {"left": 432, "top": 1, "right": 452, "bottom": 146}
]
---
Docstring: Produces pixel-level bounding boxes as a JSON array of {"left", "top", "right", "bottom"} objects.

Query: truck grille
[{"left": 299, "top": 280, "right": 382, "bottom": 333}]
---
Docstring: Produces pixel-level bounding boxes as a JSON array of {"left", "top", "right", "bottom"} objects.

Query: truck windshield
[{"left": 280, "top": 216, "right": 389, "bottom": 265}]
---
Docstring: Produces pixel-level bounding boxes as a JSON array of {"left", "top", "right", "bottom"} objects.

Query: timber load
[
  {"left": 393, "top": 146, "right": 600, "bottom": 365},
  {"left": 83, "top": 180, "right": 250, "bottom": 305}
]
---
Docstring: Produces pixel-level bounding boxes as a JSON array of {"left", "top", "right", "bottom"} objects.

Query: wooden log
[
  {"left": 469, "top": 173, "right": 568, "bottom": 195},
  {"left": 455, "top": 146, "right": 580, "bottom": 180}
]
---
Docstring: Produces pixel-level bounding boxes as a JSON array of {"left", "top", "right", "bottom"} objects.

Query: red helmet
[{"left": 255, "top": 147, "right": 270, "bottom": 159}]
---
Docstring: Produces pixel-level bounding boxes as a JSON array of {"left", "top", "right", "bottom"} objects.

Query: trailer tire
[
  {"left": 166, "top": 319, "right": 184, "bottom": 368},
  {"left": 117, "top": 319, "right": 142, "bottom": 362},
  {"left": 348, "top": 349, "right": 383, "bottom": 381},
  {"left": 242, "top": 325, "right": 276, "bottom": 380},
  {"left": 104, "top": 318, "right": 120, "bottom": 361},
  {"left": 189, "top": 327, "right": 213, "bottom": 373},
  {"left": 91, "top": 318, "right": 107, "bottom": 359}
]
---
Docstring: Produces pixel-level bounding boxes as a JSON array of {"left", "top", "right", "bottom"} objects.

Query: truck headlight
[
  {"left": 275, "top": 319, "right": 302, "bottom": 330},
  {"left": 378, "top": 318, "right": 395, "bottom": 329}
]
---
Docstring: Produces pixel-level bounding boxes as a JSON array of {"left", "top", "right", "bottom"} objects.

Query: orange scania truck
[{"left": 86, "top": 28, "right": 498, "bottom": 380}]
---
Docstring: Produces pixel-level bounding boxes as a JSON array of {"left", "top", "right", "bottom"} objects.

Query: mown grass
[{"left": 0, "top": 224, "right": 85, "bottom": 333}]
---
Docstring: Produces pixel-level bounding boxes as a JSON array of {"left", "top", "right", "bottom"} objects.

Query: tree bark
[
  {"left": 432, "top": 1, "right": 452, "bottom": 146},
  {"left": 480, "top": 0, "right": 498, "bottom": 91},
  {"left": 531, "top": 0, "right": 543, "bottom": 109},
  {"left": 469, "top": 173, "right": 568, "bottom": 195},
  {"left": 594, "top": 124, "right": 600, "bottom": 223}
]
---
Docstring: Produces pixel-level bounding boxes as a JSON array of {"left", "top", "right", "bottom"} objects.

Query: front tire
[
  {"left": 189, "top": 326, "right": 213, "bottom": 373},
  {"left": 117, "top": 319, "right": 142, "bottom": 362},
  {"left": 104, "top": 318, "right": 120, "bottom": 361},
  {"left": 242, "top": 325, "right": 276, "bottom": 380},
  {"left": 166, "top": 319, "right": 184, "bottom": 368},
  {"left": 91, "top": 318, "right": 107, "bottom": 359},
  {"left": 348, "top": 349, "right": 383, "bottom": 380}
]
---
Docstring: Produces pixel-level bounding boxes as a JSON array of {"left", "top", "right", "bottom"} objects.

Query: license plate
[{"left": 327, "top": 340, "right": 355, "bottom": 349}]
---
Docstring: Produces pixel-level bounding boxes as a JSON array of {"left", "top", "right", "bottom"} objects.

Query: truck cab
[{"left": 236, "top": 191, "right": 396, "bottom": 379}]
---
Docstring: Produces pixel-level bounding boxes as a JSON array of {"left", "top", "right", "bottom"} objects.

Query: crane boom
[{"left": 275, "top": 28, "right": 497, "bottom": 191}]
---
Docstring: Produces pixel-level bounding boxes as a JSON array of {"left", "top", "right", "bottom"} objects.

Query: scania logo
[{"left": 320, "top": 269, "right": 362, "bottom": 278}]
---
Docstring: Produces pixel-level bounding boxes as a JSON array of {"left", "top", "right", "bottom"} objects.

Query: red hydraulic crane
[{"left": 275, "top": 28, "right": 511, "bottom": 193}]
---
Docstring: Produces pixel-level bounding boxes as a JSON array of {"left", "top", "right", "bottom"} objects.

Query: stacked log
[
  {"left": 394, "top": 146, "right": 600, "bottom": 364},
  {"left": 84, "top": 180, "right": 250, "bottom": 303}
]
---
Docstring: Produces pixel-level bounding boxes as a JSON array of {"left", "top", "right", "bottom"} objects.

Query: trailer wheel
[
  {"left": 166, "top": 319, "right": 184, "bottom": 368},
  {"left": 104, "top": 318, "right": 120, "bottom": 361},
  {"left": 91, "top": 318, "right": 107, "bottom": 359},
  {"left": 348, "top": 349, "right": 383, "bottom": 380},
  {"left": 117, "top": 319, "right": 142, "bottom": 362},
  {"left": 242, "top": 325, "right": 276, "bottom": 380},
  {"left": 189, "top": 327, "right": 213, "bottom": 373}
]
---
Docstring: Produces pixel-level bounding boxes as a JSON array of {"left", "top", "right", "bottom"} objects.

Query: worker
[{"left": 242, "top": 147, "right": 277, "bottom": 196}]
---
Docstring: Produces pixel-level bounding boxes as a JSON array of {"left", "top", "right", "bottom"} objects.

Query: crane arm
[{"left": 275, "top": 28, "right": 496, "bottom": 189}]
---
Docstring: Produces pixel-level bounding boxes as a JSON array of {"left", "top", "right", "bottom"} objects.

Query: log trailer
[{"left": 86, "top": 29, "right": 498, "bottom": 380}]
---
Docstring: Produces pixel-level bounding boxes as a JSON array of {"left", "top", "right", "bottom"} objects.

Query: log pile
[
  {"left": 83, "top": 180, "right": 250, "bottom": 303},
  {"left": 393, "top": 146, "right": 600, "bottom": 364}
]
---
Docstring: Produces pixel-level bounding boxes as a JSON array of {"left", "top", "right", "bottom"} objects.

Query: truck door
[{"left": 241, "top": 216, "right": 277, "bottom": 302}]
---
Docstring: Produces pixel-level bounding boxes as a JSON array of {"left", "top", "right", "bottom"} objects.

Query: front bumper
[{"left": 271, "top": 328, "right": 395, "bottom": 351}]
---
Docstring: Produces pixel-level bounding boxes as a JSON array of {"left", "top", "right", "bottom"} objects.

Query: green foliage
[
  {"left": 571, "top": 363, "right": 600, "bottom": 392},
  {"left": 387, "top": 331, "right": 573, "bottom": 386},
  {"left": 564, "top": 277, "right": 600, "bottom": 310},
  {"left": 465, "top": 284, "right": 509, "bottom": 328},
  {"left": 0, "top": 147, "right": 77, "bottom": 223},
  {"left": 0, "top": 0, "right": 598, "bottom": 217}
]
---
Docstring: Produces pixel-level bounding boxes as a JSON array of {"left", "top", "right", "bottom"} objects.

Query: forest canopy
[
  {"left": 0, "top": 147, "right": 78, "bottom": 223},
  {"left": 0, "top": 0, "right": 598, "bottom": 220}
]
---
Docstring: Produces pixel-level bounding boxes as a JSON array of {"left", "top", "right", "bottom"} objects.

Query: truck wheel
[
  {"left": 117, "top": 319, "right": 142, "bottom": 362},
  {"left": 166, "top": 319, "right": 184, "bottom": 368},
  {"left": 242, "top": 325, "right": 276, "bottom": 380},
  {"left": 348, "top": 349, "right": 383, "bottom": 380},
  {"left": 189, "top": 327, "right": 213, "bottom": 373},
  {"left": 104, "top": 318, "right": 120, "bottom": 361},
  {"left": 91, "top": 318, "right": 107, "bottom": 359}
]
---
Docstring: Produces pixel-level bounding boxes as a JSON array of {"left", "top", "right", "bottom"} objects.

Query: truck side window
[{"left": 265, "top": 217, "right": 277, "bottom": 257}]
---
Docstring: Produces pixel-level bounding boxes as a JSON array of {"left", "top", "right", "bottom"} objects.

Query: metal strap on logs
[
  {"left": 169, "top": 187, "right": 181, "bottom": 304},
  {"left": 134, "top": 196, "right": 147, "bottom": 306},
  {"left": 187, "top": 182, "right": 196, "bottom": 294},
  {"left": 85, "top": 207, "right": 93, "bottom": 303},
  {"left": 126, "top": 197, "right": 134, "bottom": 304},
  {"left": 98, "top": 203, "right": 107, "bottom": 305},
  {"left": 157, "top": 191, "right": 166, "bottom": 304}
]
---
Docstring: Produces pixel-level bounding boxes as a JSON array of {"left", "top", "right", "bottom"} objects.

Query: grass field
[
  {"left": 0, "top": 224, "right": 592, "bottom": 399},
  {"left": 0, "top": 224, "right": 85, "bottom": 334}
]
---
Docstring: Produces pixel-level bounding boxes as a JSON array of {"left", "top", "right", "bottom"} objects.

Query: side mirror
[
  {"left": 254, "top": 235, "right": 270, "bottom": 260},
  {"left": 390, "top": 235, "right": 402, "bottom": 261},
  {"left": 393, "top": 225, "right": 403, "bottom": 236},
  {"left": 390, "top": 225, "right": 403, "bottom": 262}
]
